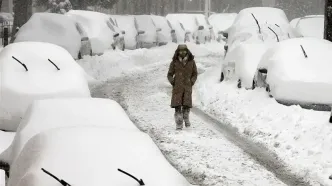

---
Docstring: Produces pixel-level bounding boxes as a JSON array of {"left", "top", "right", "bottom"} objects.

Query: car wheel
[
  {"left": 220, "top": 72, "right": 224, "bottom": 82},
  {"left": 78, "top": 52, "right": 82, "bottom": 59},
  {"left": 237, "top": 79, "right": 242, "bottom": 88}
]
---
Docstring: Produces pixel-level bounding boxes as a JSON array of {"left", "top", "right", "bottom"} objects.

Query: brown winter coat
[{"left": 167, "top": 48, "right": 198, "bottom": 108}]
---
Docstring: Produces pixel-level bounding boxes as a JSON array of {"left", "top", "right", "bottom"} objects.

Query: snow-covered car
[
  {"left": 208, "top": 13, "right": 237, "bottom": 42},
  {"left": 166, "top": 15, "right": 191, "bottom": 43},
  {"left": 150, "top": 15, "right": 177, "bottom": 45},
  {"left": 195, "top": 14, "right": 215, "bottom": 42},
  {"left": 254, "top": 37, "right": 332, "bottom": 107},
  {"left": 290, "top": 15, "right": 324, "bottom": 39},
  {"left": 110, "top": 15, "right": 140, "bottom": 49},
  {"left": 166, "top": 14, "right": 199, "bottom": 43},
  {"left": 13, "top": 12, "right": 91, "bottom": 59},
  {"left": 66, "top": 10, "right": 123, "bottom": 54},
  {"left": 105, "top": 15, "right": 126, "bottom": 51},
  {"left": 8, "top": 127, "right": 191, "bottom": 186},
  {"left": 0, "top": 98, "right": 138, "bottom": 164},
  {"left": 220, "top": 7, "right": 300, "bottom": 88},
  {"left": 0, "top": 42, "right": 90, "bottom": 131},
  {"left": 134, "top": 15, "right": 159, "bottom": 48}
]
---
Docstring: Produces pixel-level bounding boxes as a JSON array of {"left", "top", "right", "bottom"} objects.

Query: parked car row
[
  {"left": 220, "top": 7, "right": 332, "bottom": 112},
  {"left": 0, "top": 41, "right": 191, "bottom": 185},
  {"left": 9, "top": 10, "right": 235, "bottom": 59}
]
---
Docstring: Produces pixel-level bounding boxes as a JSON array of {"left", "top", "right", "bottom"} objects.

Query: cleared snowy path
[{"left": 91, "top": 60, "right": 288, "bottom": 186}]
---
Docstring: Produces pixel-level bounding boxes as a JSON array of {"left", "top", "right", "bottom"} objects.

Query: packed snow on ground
[
  {"left": 111, "top": 15, "right": 138, "bottom": 49},
  {"left": 1, "top": 98, "right": 138, "bottom": 165},
  {"left": 0, "top": 131, "right": 14, "bottom": 155},
  {"left": 13, "top": 13, "right": 81, "bottom": 59},
  {"left": 77, "top": 42, "right": 223, "bottom": 82},
  {"left": 9, "top": 127, "right": 191, "bottom": 186},
  {"left": 66, "top": 10, "right": 115, "bottom": 55},
  {"left": 260, "top": 37, "right": 332, "bottom": 105},
  {"left": 294, "top": 15, "right": 324, "bottom": 39},
  {"left": 194, "top": 63, "right": 332, "bottom": 186},
  {"left": 0, "top": 42, "right": 91, "bottom": 131}
]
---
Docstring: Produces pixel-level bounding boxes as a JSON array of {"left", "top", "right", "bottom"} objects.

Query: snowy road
[{"left": 91, "top": 58, "right": 289, "bottom": 186}]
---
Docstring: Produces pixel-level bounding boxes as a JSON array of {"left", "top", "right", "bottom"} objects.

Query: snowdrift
[
  {"left": 66, "top": 10, "right": 115, "bottom": 55},
  {"left": 13, "top": 13, "right": 81, "bottom": 59},
  {"left": 0, "top": 42, "right": 90, "bottom": 131},
  {"left": 261, "top": 37, "right": 332, "bottom": 105},
  {"left": 8, "top": 127, "right": 191, "bottom": 186},
  {"left": 2, "top": 98, "right": 138, "bottom": 165}
]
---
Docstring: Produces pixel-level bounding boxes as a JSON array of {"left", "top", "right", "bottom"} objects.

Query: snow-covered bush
[
  {"left": 13, "top": 13, "right": 81, "bottom": 59},
  {"left": 0, "top": 98, "right": 138, "bottom": 165},
  {"left": 0, "top": 42, "right": 90, "bottom": 131},
  {"left": 8, "top": 127, "right": 191, "bottom": 186}
]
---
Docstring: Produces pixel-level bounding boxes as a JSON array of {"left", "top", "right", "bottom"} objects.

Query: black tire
[
  {"left": 237, "top": 79, "right": 242, "bottom": 88},
  {"left": 220, "top": 72, "right": 224, "bottom": 82},
  {"left": 329, "top": 116, "right": 332, "bottom": 123},
  {"left": 78, "top": 52, "right": 82, "bottom": 59}
]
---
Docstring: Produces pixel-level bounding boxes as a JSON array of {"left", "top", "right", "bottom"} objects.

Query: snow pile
[
  {"left": 0, "top": 42, "right": 90, "bottom": 131},
  {"left": 111, "top": 15, "right": 138, "bottom": 49},
  {"left": 8, "top": 127, "right": 191, "bottom": 186},
  {"left": 208, "top": 13, "right": 238, "bottom": 36},
  {"left": 135, "top": 15, "right": 158, "bottom": 46},
  {"left": 66, "top": 10, "right": 115, "bottom": 55},
  {"left": 194, "top": 65, "right": 332, "bottom": 186},
  {"left": 77, "top": 42, "right": 223, "bottom": 81},
  {"left": 150, "top": 15, "right": 172, "bottom": 44},
  {"left": 0, "top": 131, "right": 15, "bottom": 155},
  {"left": 1, "top": 98, "right": 138, "bottom": 164},
  {"left": 261, "top": 37, "right": 332, "bottom": 104},
  {"left": 295, "top": 15, "right": 324, "bottom": 39},
  {"left": 14, "top": 13, "right": 81, "bottom": 59}
]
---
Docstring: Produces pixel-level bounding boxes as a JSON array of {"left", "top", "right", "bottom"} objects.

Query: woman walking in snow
[{"left": 167, "top": 44, "right": 198, "bottom": 130}]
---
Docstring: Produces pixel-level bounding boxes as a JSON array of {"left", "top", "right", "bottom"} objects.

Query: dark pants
[{"left": 174, "top": 106, "right": 191, "bottom": 129}]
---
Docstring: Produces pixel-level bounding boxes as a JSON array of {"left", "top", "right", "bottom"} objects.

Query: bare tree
[{"left": 11, "top": 0, "right": 32, "bottom": 41}]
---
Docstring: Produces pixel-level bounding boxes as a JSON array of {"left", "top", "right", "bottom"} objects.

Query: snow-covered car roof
[
  {"left": 293, "top": 15, "right": 324, "bottom": 39},
  {"left": 4, "top": 98, "right": 138, "bottom": 164},
  {"left": 0, "top": 42, "right": 90, "bottom": 131},
  {"left": 8, "top": 127, "right": 191, "bottom": 186},
  {"left": 259, "top": 37, "right": 332, "bottom": 104},
  {"left": 208, "top": 13, "right": 237, "bottom": 33},
  {"left": 166, "top": 14, "right": 198, "bottom": 33},
  {"left": 14, "top": 13, "right": 81, "bottom": 59}
]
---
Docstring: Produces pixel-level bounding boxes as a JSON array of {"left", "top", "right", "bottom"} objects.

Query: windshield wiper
[
  {"left": 300, "top": 45, "right": 308, "bottom": 58},
  {"left": 48, "top": 59, "right": 60, "bottom": 71},
  {"left": 251, "top": 13, "right": 261, "bottom": 34},
  {"left": 267, "top": 27, "right": 279, "bottom": 42},
  {"left": 12, "top": 56, "right": 28, "bottom": 71},
  {"left": 41, "top": 168, "right": 71, "bottom": 186},
  {"left": 118, "top": 168, "right": 145, "bottom": 185}
]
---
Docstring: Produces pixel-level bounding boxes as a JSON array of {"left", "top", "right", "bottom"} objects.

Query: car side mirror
[
  {"left": 171, "top": 29, "right": 175, "bottom": 33},
  {"left": 113, "top": 33, "right": 120, "bottom": 38},
  {"left": 138, "top": 30, "right": 145, "bottom": 35},
  {"left": 198, "top": 25, "right": 204, "bottom": 30},
  {"left": 81, "top": 36, "right": 89, "bottom": 41},
  {"left": 209, "top": 25, "right": 213, "bottom": 29},
  {"left": 156, "top": 28, "right": 162, "bottom": 32},
  {"left": 222, "top": 32, "right": 228, "bottom": 38},
  {"left": 121, "top": 30, "right": 125, "bottom": 34},
  {"left": 224, "top": 45, "right": 228, "bottom": 51}
]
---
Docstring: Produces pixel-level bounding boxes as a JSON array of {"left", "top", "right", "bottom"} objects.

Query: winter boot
[
  {"left": 175, "top": 107, "right": 183, "bottom": 130},
  {"left": 183, "top": 107, "right": 191, "bottom": 127}
]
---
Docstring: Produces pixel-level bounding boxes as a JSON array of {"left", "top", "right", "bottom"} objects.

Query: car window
[{"left": 106, "top": 21, "right": 115, "bottom": 32}]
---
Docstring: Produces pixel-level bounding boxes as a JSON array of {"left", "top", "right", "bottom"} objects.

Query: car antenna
[
  {"left": 41, "top": 168, "right": 71, "bottom": 186},
  {"left": 251, "top": 13, "right": 261, "bottom": 34},
  {"left": 118, "top": 168, "right": 145, "bottom": 185},
  {"left": 267, "top": 27, "right": 279, "bottom": 42},
  {"left": 300, "top": 45, "right": 308, "bottom": 58},
  {"left": 12, "top": 56, "right": 28, "bottom": 71},
  {"left": 48, "top": 59, "right": 60, "bottom": 71}
]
